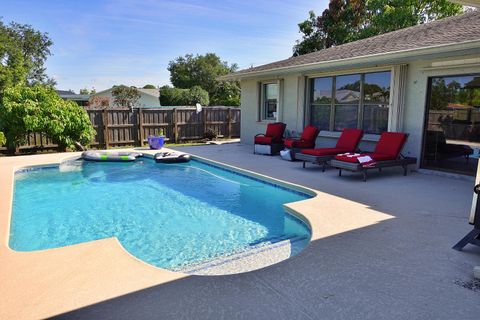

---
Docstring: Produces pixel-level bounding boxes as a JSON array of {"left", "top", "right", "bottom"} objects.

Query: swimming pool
[{"left": 10, "top": 158, "right": 312, "bottom": 272}]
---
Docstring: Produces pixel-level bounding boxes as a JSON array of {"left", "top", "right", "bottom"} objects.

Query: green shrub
[
  {"left": 0, "top": 85, "right": 95, "bottom": 151},
  {"left": 0, "top": 131, "right": 5, "bottom": 146},
  {"left": 160, "top": 85, "right": 209, "bottom": 106}
]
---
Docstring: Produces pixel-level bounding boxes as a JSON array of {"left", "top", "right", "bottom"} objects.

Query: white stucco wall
[{"left": 240, "top": 55, "right": 480, "bottom": 168}]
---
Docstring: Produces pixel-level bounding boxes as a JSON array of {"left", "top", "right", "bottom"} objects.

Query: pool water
[{"left": 10, "top": 159, "right": 312, "bottom": 270}]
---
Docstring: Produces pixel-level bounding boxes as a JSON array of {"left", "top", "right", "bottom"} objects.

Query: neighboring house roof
[
  {"left": 224, "top": 11, "right": 480, "bottom": 79},
  {"left": 138, "top": 88, "right": 160, "bottom": 98},
  {"left": 56, "top": 90, "right": 90, "bottom": 101},
  {"left": 56, "top": 90, "right": 76, "bottom": 96},
  {"left": 94, "top": 87, "right": 160, "bottom": 98}
]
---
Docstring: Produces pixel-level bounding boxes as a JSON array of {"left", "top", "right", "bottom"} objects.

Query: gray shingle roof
[{"left": 232, "top": 11, "right": 480, "bottom": 77}]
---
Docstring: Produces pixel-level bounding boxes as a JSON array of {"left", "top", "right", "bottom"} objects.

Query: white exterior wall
[{"left": 240, "top": 54, "right": 480, "bottom": 168}]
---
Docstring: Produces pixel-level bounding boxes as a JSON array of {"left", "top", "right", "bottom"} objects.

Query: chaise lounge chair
[
  {"left": 295, "top": 128, "right": 364, "bottom": 171},
  {"left": 254, "top": 122, "right": 286, "bottom": 155},
  {"left": 284, "top": 125, "right": 320, "bottom": 150},
  {"left": 330, "top": 132, "right": 417, "bottom": 181},
  {"left": 283, "top": 125, "right": 320, "bottom": 159}
]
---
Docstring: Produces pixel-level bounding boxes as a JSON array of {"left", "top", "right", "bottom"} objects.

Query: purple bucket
[{"left": 148, "top": 136, "right": 165, "bottom": 150}]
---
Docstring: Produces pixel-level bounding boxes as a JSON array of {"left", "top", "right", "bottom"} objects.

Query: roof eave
[{"left": 220, "top": 39, "right": 480, "bottom": 81}]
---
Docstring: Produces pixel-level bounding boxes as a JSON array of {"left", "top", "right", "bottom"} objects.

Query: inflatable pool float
[
  {"left": 81, "top": 151, "right": 143, "bottom": 162},
  {"left": 154, "top": 152, "right": 191, "bottom": 164}
]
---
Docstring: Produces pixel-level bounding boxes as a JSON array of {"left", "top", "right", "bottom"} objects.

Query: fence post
[
  {"left": 103, "top": 108, "right": 109, "bottom": 149},
  {"left": 138, "top": 108, "right": 144, "bottom": 146},
  {"left": 203, "top": 108, "right": 207, "bottom": 136},
  {"left": 227, "top": 108, "right": 232, "bottom": 139},
  {"left": 173, "top": 108, "right": 178, "bottom": 144}
]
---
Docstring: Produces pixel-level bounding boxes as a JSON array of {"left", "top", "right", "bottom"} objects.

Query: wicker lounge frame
[
  {"left": 295, "top": 153, "right": 334, "bottom": 171},
  {"left": 330, "top": 156, "right": 417, "bottom": 182}
]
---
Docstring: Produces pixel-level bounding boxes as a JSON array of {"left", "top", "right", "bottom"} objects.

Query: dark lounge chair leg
[
  {"left": 378, "top": 168, "right": 382, "bottom": 172},
  {"left": 453, "top": 228, "right": 480, "bottom": 251},
  {"left": 338, "top": 169, "right": 342, "bottom": 176},
  {"left": 403, "top": 165, "right": 407, "bottom": 176},
  {"left": 322, "top": 163, "right": 326, "bottom": 172},
  {"left": 363, "top": 170, "right": 367, "bottom": 182},
  {"left": 303, "top": 161, "right": 306, "bottom": 168}
]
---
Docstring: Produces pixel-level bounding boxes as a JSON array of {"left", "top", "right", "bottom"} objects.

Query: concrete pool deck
[{"left": 1, "top": 144, "right": 479, "bottom": 319}]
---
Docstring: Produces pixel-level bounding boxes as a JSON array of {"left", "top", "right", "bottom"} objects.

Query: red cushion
[
  {"left": 334, "top": 154, "right": 360, "bottom": 163},
  {"left": 335, "top": 128, "right": 364, "bottom": 151},
  {"left": 369, "top": 153, "right": 397, "bottom": 161},
  {"left": 301, "top": 148, "right": 350, "bottom": 156},
  {"left": 265, "top": 123, "right": 285, "bottom": 142},
  {"left": 284, "top": 139, "right": 315, "bottom": 149},
  {"left": 374, "top": 132, "right": 407, "bottom": 158},
  {"left": 300, "top": 125, "right": 320, "bottom": 143},
  {"left": 334, "top": 152, "right": 397, "bottom": 163},
  {"left": 254, "top": 136, "right": 273, "bottom": 144}
]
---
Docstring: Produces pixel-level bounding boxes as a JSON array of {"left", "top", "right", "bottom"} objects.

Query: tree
[
  {"left": 160, "top": 85, "right": 209, "bottom": 106},
  {"left": 293, "top": 0, "right": 463, "bottom": 56},
  {"left": 0, "top": 19, "right": 55, "bottom": 87},
  {"left": 0, "top": 131, "right": 5, "bottom": 146},
  {"left": 210, "top": 81, "right": 240, "bottom": 106},
  {"left": 185, "top": 86, "right": 209, "bottom": 106},
  {"left": 0, "top": 23, "right": 27, "bottom": 93},
  {"left": 143, "top": 84, "right": 156, "bottom": 89},
  {"left": 358, "top": 0, "right": 464, "bottom": 39},
  {"left": 79, "top": 88, "right": 96, "bottom": 94},
  {"left": 111, "top": 85, "right": 141, "bottom": 109},
  {"left": 88, "top": 95, "right": 110, "bottom": 108},
  {"left": 293, "top": 11, "right": 324, "bottom": 56},
  {"left": 0, "top": 85, "right": 95, "bottom": 151},
  {"left": 167, "top": 53, "right": 240, "bottom": 106}
]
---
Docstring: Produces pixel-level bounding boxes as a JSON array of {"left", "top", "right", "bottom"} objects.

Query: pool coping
[{"left": 0, "top": 148, "right": 394, "bottom": 319}]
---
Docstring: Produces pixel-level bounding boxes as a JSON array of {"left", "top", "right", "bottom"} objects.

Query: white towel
[{"left": 357, "top": 155, "right": 373, "bottom": 164}]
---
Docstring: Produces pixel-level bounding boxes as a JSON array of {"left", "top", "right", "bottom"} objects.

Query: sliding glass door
[{"left": 422, "top": 74, "right": 480, "bottom": 175}]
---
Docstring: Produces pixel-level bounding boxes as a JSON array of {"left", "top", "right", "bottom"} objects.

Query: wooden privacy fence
[{"left": 0, "top": 107, "right": 240, "bottom": 153}]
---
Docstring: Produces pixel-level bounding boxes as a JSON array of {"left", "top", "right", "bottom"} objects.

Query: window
[
  {"left": 422, "top": 74, "right": 480, "bottom": 176},
  {"left": 310, "top": 77, "right": 332, "bottom": 130},
  {"left": 262, "top": 83, "right": 278, "bottom": 120},
  {"left": 334, "top": 74, "right": 361, "bottom": 131},
  {"left": 309, "top": 71, "right": 391, "bottom": 134}
]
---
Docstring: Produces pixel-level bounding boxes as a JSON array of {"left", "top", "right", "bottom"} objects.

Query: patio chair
[
  {"left": 254, "top": 122, "right": 286, "bottom": 155},
  {"left": 295, "top": 128, "right": 364, "bottom": 171},
  {"left": 330, "top": 132, "right": 417, "bottom": 182},
  {"left": 284, "top": 125, "right": 320, "bottom": 154}
]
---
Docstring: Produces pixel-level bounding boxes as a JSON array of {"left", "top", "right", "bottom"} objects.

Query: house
[
  {"left": 92, "top": 88, "right": 161, "bottom": 108},
  {"left": 56, "top": 90, "right": 90, "bottom": 106},
  {"left": 222, "top": 10, "right": 480, "bottom": 176}
]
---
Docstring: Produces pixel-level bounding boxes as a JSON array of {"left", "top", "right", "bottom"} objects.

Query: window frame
[
  {"left": 307, "top": 70, "right": 392, "bottom": 134},
  {"left": 260, "top": 81, "right": 279, "bottom": 121}
]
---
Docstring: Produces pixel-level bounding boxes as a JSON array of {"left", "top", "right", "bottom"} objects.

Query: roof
[
  {"left": 94, "top": 87, "right": 160, "bottom": 98},
  {"left": 226, "top": 11, "right": 480, "bottom": 79},
  {"left": 138, "top": 88, "right": 160, "bottom": 97},
  {"left": 56, "top": 90, "right": 76, "bottom": 95}
]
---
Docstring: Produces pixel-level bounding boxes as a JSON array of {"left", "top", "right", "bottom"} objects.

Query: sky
[{"left": 1, "top": 0, "right": 329, "bottom": 92}]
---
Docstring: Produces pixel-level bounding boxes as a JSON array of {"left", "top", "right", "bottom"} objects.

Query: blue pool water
[{"left": 10, "top": 158, "right": 312, "bottom": 270}]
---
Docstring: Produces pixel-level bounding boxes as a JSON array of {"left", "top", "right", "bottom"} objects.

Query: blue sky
[{"left": 2, "top": 0, "right": 329, "bottom": 92}]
